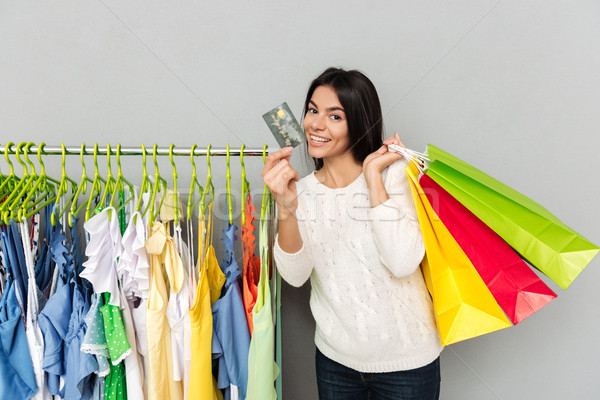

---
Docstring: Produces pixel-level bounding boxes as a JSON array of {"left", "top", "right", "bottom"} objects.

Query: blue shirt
[
  {"left": 212, "top": 222, "right": 250, "bottom": 399},
  {"left": 0, "top": 279, "right": 38, "bottom": 399}
]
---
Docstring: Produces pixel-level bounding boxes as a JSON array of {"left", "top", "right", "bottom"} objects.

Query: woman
[{"left": 262, "top": 67, "right": 442, "bottom": 400}]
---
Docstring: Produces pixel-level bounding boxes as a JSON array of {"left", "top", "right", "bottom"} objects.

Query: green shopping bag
[{"left": 425, "top": 144, "right": 599, "bottom": 289}]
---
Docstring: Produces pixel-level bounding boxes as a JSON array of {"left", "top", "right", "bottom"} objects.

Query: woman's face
[{"left": 303, "top": 85, "right": 350, "bottom": 161}]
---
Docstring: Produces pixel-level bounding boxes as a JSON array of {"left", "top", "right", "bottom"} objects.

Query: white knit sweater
[{"left": 274, "top": 158, "right": 442, "bottom": 373}]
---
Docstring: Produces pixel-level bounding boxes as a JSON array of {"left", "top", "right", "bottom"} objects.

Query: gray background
[{"left": 2, "top": 1, "right": 599, "bottom": 399}]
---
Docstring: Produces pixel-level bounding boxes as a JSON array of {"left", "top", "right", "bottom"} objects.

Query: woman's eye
[
  {"left": 330, "top": 114, "right": 342, "bottom": 121},
  {"left": 308, "top": 107, "right": 317, "bottom": 114}
]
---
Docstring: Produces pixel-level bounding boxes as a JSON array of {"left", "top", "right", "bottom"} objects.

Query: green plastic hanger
[
  {"left": 22, "top": 142, "right": 37, "bottom": 178},
  {"left": 225, "top": 144, "right": 233, "bottom": 225},
  {"left": 148, "top": 144, "right": 168, "bottom": 226},
  {"left": 186, "top": 144, "right": 204, "bottom": 221},
  {"left": 85, "top": 144, "right": 108, "bottom": 221},
  {"left": 240, "top": 144, "right": 251, "bottom": 225},
  {"left": 92, "top": 144, "right": 117, "bottom": 219},
  {"left": 135, "top": 144, "right": 153, "bottom": 221},
  {"left": 6, "top": 142, "right": 38, "bottom": 221},
  {"left": 69, "top": 144, "right": 95, "bottom": 226},
  {"left": 17, "top": 142, "right": 55, "bottom": 220},
  {"left": 50, "top": 144, "right": 79, "bottom": 225},
  {"left": 110, "top": 144, "right": 135, "bottom": 214},
  {"left": 18, "top": 142, "right": 67, "bottom": 222},
  {"left": 260, "top": 144, "right": 270, "bottom": 222},
  {"left": 0, "top": 142, "right": 17, "bottom": 198},
  {"left": 1, "top": 142, "right": 32, "bottom": 222},
  {"left": 198, "top": 144, "right": 214, "bottom": 220},
  {"left": 2, "top": 143, "right": 29, "bottom": 208},
  {"left": 169, "top": 144, "right": 179, "bottom": 226}
]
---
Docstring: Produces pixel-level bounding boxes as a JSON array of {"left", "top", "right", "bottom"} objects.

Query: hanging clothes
[
  {"left": 0, "top": 278, "right": 38, "bottom": 399},
  {"left": 80, "top": 207, "right": 132, "bottom": 399},
  {"left": 211, "top": 218, "right": 250, "bottom": 400},
  {"left": 246, "top": 197, "right": 279, "bottom": 400},
  {"left": 0, "top": 225, "right": 38, "bottom": 400},
  {"left": 81, "top": 293, "right": 111, "bottom": 378},
  {"left": 38, "top": 218, "right": 76, "bottom": 397},
  {"left": 19, "top": 219, "right": 52, "bottom": 400},
  {"left": 174, "top": 224, "right": 194, "bottom": 399},
  {"left": 168, "top": 225, "right": 192, "bottom": 390},
  {"left": 0, "top": 145, "right": 280, "bottom": 400},
  {"left": 4, "top": 221, "right": 28, "bottom": 314},
  {"left": 145, "top": 221, "right": 184, "bottom": 400},
  {"left": 242, "top": 192, "right": 261, "bottom": 336},
  {"left": 120, "top": 210, "right": 151, "bottom": 397},
  {"left": 80, "top": 208, "right": 123, "bottom": 308},
  {"left": 188, "top": 204, "right": 225, "bottom": 400}
]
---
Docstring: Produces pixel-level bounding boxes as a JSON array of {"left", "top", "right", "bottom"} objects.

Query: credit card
[{"left": 262, "top": 102, "right": 304, "bottom": 148}]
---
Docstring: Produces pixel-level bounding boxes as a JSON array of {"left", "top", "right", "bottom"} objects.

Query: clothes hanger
[
  {"left": 186, "top": 144, "right": 204, "bottom": 221},
  {"left": 169, "top": 144, "right": 179, "bottom": 226},
  {"left": 110, "top": 144, "right": 135, "bottom": 214},
  {"left": 1, "top": 142, "right": 34, "bottom": 223},
  {"left": 226, "top": 144, "right": 233, "bottom": 225},
  {"left": 198, "top": 144, "right": 214, "bottom": 220},
  {"left": 18, "top": 143, "right": 67, "bottom": 222},
  {"left": 17, "top": 142, "right": 53, "bottom": 220},
  {"left": 240, "top": 144, "right": 251, "bottom": 226},
  {"left": 260, "top": 145, "right": 269, "bottom": 222},
  {"left": 135, "top": 144, "right": 153, "bottom": 223},
  {"left": 1, "top": 142, "right": 31, "bottom": 217},
  {"left": 6, "top": 142, "right": 38, "bottom": 214},
  {"left": 0, "top": 142, "right": 17, "bottom": 198},
  {"left": 85, "top": 144, "right": 108, "bottom": 221},
  {"left": 19, "top": 142, "right": 63, "bottom": 220},
  {"left": 148, "top": 144, "right": 168, "bottom": 226},
  {"left": 68, "top": 144, "right": 95, "bottom": 227},
  {"left": 5, "top": 142, "right": 40, "bottom": 222},
  {"left": 50, "top": 144, "right": 79, "bottom": 225},
  {"left": 185, "top": 144, "right": 202, "bottom": 288},
  {"left": 91, "top": 143, "right": 117, "bottom": 219}
]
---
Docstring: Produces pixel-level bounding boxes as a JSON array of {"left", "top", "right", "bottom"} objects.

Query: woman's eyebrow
[{"left": 309, "top": 100, "right": 345, "bottom": 113}]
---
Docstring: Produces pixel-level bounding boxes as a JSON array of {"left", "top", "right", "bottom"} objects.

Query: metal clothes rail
[{"left": 0, "top": 144, "right": 270, "bottom": 157}]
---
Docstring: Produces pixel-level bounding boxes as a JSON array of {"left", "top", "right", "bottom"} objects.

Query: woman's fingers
[
  {"left": 383, "top": 132, "right": 406, "bottom": 150},
  {"left": 263, "top": 156, "right": 299, "bottom": 198},
  {"left": 262, "top": 147, "right": 293, "bottom": 176}
]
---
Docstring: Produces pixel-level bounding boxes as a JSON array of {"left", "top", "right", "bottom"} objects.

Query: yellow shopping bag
[{"left": 406, "top": 162, "right": 511, "bottom": 346}]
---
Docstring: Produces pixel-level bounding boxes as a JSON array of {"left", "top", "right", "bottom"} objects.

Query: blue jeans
[{"left": 315, "top": 348, "right": 440, "bottom": 400}]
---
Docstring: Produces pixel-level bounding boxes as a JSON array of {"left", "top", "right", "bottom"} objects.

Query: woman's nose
[{"left": 311, "top": 113, "right": 325, "bottom": 130}]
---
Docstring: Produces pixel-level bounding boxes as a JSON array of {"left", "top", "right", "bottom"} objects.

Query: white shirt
[{"left": 274, "top": 158, "right": 442, "bottom": 373}]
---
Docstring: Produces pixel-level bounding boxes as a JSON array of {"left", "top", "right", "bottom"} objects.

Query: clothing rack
[{"left": 0, "top": 142, "right": 282, "bottom": 398}]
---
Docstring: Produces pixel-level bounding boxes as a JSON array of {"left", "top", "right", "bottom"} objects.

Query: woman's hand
[
  {"left": 262, "top": 147, "right": 300, "bottom": 218},
  {"left": 363, "top": 132, "right": 405, "bottom": 185}
]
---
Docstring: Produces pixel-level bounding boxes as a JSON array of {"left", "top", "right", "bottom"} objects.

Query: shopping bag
[
  {"left": 406, "top": 162, "right": 511, "bottom": 346},
  {"left": 425, "top": 144, "right": 599, "bottom": 289},
  {"left": 419, "top": 174, "right": 557, "bottom": 325}
]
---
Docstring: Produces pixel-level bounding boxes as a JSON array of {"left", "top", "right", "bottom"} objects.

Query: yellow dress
[
  {"left": 145, "top": 221, "right": 184, "bottom": 400},
  {"left": 188, "top": 205, "right": 225, "bottom": 400}
]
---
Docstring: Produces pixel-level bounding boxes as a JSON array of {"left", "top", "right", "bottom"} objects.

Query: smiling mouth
[{"left": 310, "top": 134, "right": 331, "bottom": 143}]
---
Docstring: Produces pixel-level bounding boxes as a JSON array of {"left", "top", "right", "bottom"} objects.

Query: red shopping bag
[{"left": 419, "top": 174, "right": 557, "bottom": 324}]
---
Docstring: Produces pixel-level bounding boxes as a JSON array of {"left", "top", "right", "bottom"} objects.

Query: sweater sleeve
[
  {"left": 367, "top": 158, "right": 425, "bottom": 278},
  {"left": 273, "top": 208, "right": 314, "bottom": 288}
]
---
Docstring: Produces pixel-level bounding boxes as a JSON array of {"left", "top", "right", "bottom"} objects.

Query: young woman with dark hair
[{"left": 263, "top": 67, "right": 442, "bottom": 400}]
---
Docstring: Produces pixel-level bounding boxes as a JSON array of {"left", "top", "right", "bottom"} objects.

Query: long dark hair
[{"left": 302, "top": 67, "right": 384, "bottom": 170}]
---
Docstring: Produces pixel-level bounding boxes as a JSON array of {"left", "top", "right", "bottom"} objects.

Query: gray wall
[{"left": 2, "top": 1, "right": 599, "bottom": 399}]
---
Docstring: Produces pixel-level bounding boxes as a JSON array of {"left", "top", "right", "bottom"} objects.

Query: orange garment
[
  {"left": 188, "top": 204, "right": 225, "bottom": 400},
  {"left": 241, "top": 193, "right": 261, "bottom": 336}
]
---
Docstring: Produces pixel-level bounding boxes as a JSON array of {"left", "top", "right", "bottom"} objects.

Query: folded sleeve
[
  {"left": 368, "top": 159, "right": 425, "bottom": 278},
  {"left": 273, "top": 210, "right": 314, "bottom": 287}
]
